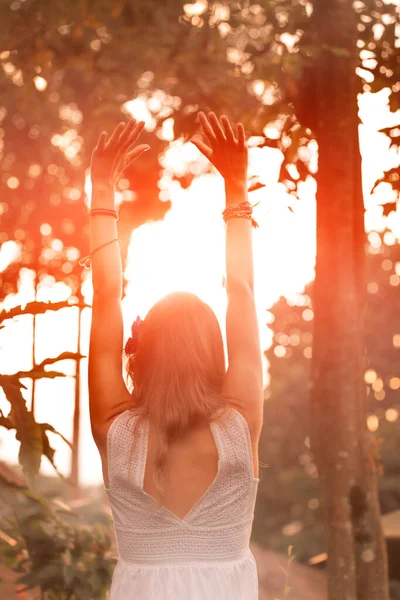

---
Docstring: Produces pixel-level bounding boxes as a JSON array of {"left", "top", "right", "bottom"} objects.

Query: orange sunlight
[{"left": 0, "top": 89, "right": 399, "bottom": 485}]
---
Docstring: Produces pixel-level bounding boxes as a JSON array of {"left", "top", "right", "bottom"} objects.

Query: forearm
[
  {"left": 90, "top": 182, "right": 123, "bottom": 298},
  {"left": 225, "top": 182, "right": 255, "bottom": 292}
]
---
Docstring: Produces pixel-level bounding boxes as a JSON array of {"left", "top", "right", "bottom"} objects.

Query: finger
[
  {"left": 198, "top": 112, "right": 218, "bottom": 146},
  {"left": 237, "top": 122, "right": 246, "bottom": 149},
  {"left": 114, "top": 154, "right": 146, "bottom": 182},
  {"left": 117, "top": 121, "right": 145, "bottom": 157},
  {"left": 113, "top": 144, "right": 150, "bottom": 179},
  {"left": 114, "top": 158, "right": 136, "bottom": 182},
  {"left": 106, "top": 122, "right": 126, "bottom": 149},
  {"left": 221, "top": 115, "right": 236, "bottom": 144},
  {"left": 190, "top": 137, "right": 213, "bottom": 159},
  {"left": 117, "top": 118, "right": 138, "bottom": 146},
  {"left": 124, "top": 144, "right": 150, "bottom": 161},
  {"left": 96, "top": 131, "right": 107, "bottom": 152},
  {"left": 114, "top": 157, "right": 135, "bottom": 182},
  {"left": 124, "top": 120, "right": 145, "bottom": 148},
  {"left": 208, "top": 112, "right": 226, "bottom": 143},
  {"left": 112, "top": 128, "right": 146, "bottom": 173}
]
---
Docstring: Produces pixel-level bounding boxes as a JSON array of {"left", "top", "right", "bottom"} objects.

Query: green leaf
[
  {"left": 9, "top": 370, "right": 67, "bottom": 381},
  {"left": 0, "top": 300, "right": 90, "bottom": 327},
  {"left": 0, "top": 379, "right": 42, "bottom": 478},
  {"left": 0, "top": 375, "right": 28, "bottom": 390},
  {"left": 40, "top": 422, "right": 72, "bottom": 449},
  {"left": 382, "top": 202, "right": 397, "bottom": 217},
  {"left": 0, "top": 412, "right": 14, "bottom": 430},
  {"left": 248, "top": 181, "right": 266, "bottom": 192},
  {"left": 37, "top": 352, "right": 87, "bottom": 368},
  {"left": 15, "top": 571, "right": 38, "bottom": 590},
  {"left": 36, "top": 562, "right": 62, "bottom": 584},
  {"left": 0, "top": 352, "right": 85, "bottom": 383},
  {"left": 377, "top": 126, "right": 400, "bottom": 148},
  {"left": 371, "top": 168, "right": 400, "bottom": 195}
]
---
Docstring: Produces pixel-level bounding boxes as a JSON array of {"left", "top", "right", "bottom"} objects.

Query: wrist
[
  {"left": 224, "top": 181, "right": 248, "bottom": 206},
  {"left": 91, "top": 179, "right": 115, "bottom": 208},
  {"left": 92, "top": 177, "right": 114, "bottom": 191}
]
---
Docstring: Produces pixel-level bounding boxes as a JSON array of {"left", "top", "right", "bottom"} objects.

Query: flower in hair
[{"left": 124, "top": 316, "right": 144, "bottom": 356}]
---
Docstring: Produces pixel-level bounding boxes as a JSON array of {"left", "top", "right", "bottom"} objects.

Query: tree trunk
[
  {"left": 69, "top": 291, "right": 83, "bottom": 498},
  {"left": 31, "top": 274, "right": 38, "bottom": 416},
  {"left": 307, "top": 0, "right": 389, "bottom": 598}
]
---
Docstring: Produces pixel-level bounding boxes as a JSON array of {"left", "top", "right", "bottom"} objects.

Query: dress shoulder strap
[
  {"left": 107, "top": 409, "right": 141, "bottom": 490},
  {"left": 214, "top": 407, "right": 255, "bottom": 480},
  {"left": 107, "top": 406, "right": 256, "bottom": 491}
]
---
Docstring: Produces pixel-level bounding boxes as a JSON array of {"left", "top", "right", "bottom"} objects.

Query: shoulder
[
  {"left": 233, "top": 406, "right": 262, "bottom": 444},
  {"left": 93, "top": 405, "right": 139, "bottom": 451},
  {"left": 216, "top": 404, "right": 262, "bottom": 445}
]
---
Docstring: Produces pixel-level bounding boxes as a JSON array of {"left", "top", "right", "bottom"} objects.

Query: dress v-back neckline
[{"left": 138, "top": 417, "right": 222, "bottom": 526}]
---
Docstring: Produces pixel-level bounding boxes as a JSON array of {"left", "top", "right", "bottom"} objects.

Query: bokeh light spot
[
  {"left": 7, "top": 176, "right": 19, "bottom": 189},
  {"left": 274, "top": 345, "right": 286, "bottom": 357},
  {"left": 40, "top": 223, "right": 52, "bottom": 236},
  {"left": 29, "top": 164, "right": 43, "bottom": 178},
  {"left": 367, "top": 415, "right": 379, "bottom": 431},
  {"left": 364, "top": 369, "right": 377, "bottom": 384},
  {"left": 34, "top": 76, "right": 48, "bottom": 91},
  {"left": 385, "top": 408, "right": 398, "bottom": 422},
  {"left": 393, "top": 334, "right": 400, "bottom": 348},
  {"left": 389, "top": 377, "right": 400, "bottom": 390},
  {"left": 302, "top": 308, "right": 314, "bottom": 321},
  {"left": 367, "top": 281, "right": 378, "bottom": 294}
]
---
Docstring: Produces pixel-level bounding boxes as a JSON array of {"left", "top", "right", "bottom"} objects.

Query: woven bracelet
[
  {"left": 224, "top": 214, "right": 259, "bottom": 228},
  {"left": 222, "top": 202, "right": 259, "bottom": 228}
]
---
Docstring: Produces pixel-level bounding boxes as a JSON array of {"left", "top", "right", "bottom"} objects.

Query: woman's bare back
[
  {"left": 142, "top": 415, "right": 260, "bottom": 521},
  {"left": 100, "top": 409, "right": 260, "bottom": 522},
  {"left": 143, "top": 424, "right": 219, "bottom": 520}
]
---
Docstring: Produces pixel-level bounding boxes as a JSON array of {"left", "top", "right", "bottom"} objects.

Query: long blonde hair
[{"left": 124, "top": 291, "right": 233, "bottom": 509}]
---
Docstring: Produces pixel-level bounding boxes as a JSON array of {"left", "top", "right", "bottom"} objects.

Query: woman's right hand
[
  {"left": 190, "top": 112, "right": 248, "bottom": 190},
  {"left": 91, "top": 119, "right": 150, "bottom": 188}
]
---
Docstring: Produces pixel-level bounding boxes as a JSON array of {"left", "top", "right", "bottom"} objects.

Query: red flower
[{"left": 124, "top": 316, "right": 143, "bottom": 356}]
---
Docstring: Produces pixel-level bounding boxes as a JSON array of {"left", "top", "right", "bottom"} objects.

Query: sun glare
[{"left": 0, "top": 90, "right": 399, "bottom": 484}]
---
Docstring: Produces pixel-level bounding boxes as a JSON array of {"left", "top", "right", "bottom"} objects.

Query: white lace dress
[{"left": 105, "top": 407, "right": 260, "bottom": 599}]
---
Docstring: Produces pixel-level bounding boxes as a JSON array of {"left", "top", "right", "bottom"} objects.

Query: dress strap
[
  {"left": 214, "top": 408, "right": 256, "bottom": 480},
  {"left": 138, "top": 418, "right": 150, "bottom": 488},
  {"left": 107, "top": 407, "right": 256, "bottom": 491},
  {"left": 107, "top": 409, "right": 141, "bottom": 490}
]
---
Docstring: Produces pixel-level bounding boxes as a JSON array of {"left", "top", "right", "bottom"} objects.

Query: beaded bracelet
[{"left": 80, "top": 202, "right": 258, "bottom": 270}]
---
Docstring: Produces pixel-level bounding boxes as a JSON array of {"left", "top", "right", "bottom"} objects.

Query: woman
[{"left": 86, "top": 112, "right": 264, "bottom": 599}]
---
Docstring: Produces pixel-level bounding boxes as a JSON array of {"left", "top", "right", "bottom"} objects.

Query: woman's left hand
[{"left": 90, "top": 118, "right": 150, "bottom": 187}]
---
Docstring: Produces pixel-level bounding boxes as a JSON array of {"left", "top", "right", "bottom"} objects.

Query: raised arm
[
  {"left": 88, "top": 119, "right": 150, "bottom": 441},
  {"left": 89, "top": 119, "right": 149, "bottom": 297},
  {"left": 191, "top": 113, "right": 263, "bottom": 439}
]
